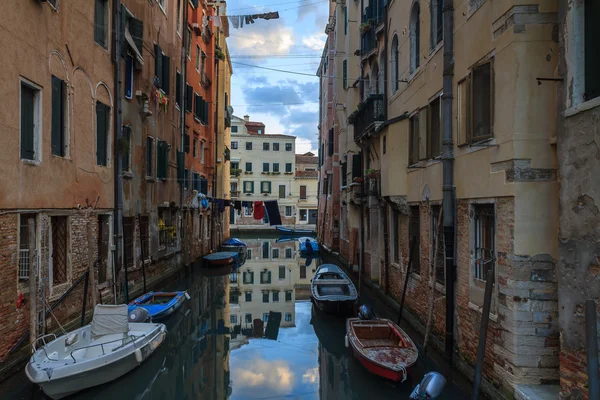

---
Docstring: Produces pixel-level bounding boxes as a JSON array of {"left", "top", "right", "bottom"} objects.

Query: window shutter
[
  {"left": 122, "top": 125, "right": 131, "bottom": 170},
  {"left": 162, "top": 54, "right": 170, "bottom": 94},
  {"left": 184, "top": 133, "right": 190, "bottom": 153},
  {"left": 130, "top": 17, "right": 144, "bottom": 54},
  {"left": 154, "top": 44, "right": 163, "bottom": 88},
  {"left": 418, "top": 107, "right": 427, "bottom": 160},
  {"left": 94, "top": 0, "right": 105, "bottom": 46},
  {"left": 20, "top": 84, "right": 35, "bottom": 160},
  {"left": 300, "top": 185, "right": 307, "bottom": 199},
  {"left": 328, "top": 128, "right": 334, "bottom": 156},
  {"left": 177, "top": 150, "right": 184, "bottom": 184},
  {"left": 268, "top": 182, "right": 272, "bottom": 193},
  {"left": 96, "top": 102, "right": 107, "bottom": 166},
  {"left": 200, "top": 178, "right": 208, "bottom": 195},
  {"left": 51, "top": 76, "right": 65, "bottom": 156},
  {"left": 146, "top": 137, "right": 153, "bottom": 176},
  {"left": 203, "top": 101, "right": 209, "bottom": 124},
  {"left": 250, "top": 271, "right": 254, "bottom": 284},
  {"left": 194, "top": 94, "right": 200, "bottom": 119},
  {"left": 176, "top": 72, "right": 182, "bottom": 107},
  {"left": 250, "top": 181, "right": 254, "bottom": 193},
  {"left": 185, "top": 84, "right": 193, "bottom": 113},
  {"left": 267, "top": 271, "right": 272, "bottom": 283},
  {"left": 352, "top": 152, "right": 362, "bottom": 178},
  {"left": 343, "top": 60, "right": 347, "bottom": 89}
]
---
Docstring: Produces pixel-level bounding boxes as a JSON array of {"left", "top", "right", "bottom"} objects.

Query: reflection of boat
[
  {"left": 276, "top": 226, "right": 315, "bottom": 235},
  {"left": 199, "top": 251, "right": 239, "bottom": 276},
  {"left": 310, "top": 306, "right": 347, "bottom": 358},
  {"left": 220, "top": 238, "right": 248, "bottom": 266},
  {"left": 311, "top": 264, "right": 357, "bottom": 316},
  {"left": 275, "top": 235, "right": 296, "bottom": 243},
  {"left": 128, "top": 291, "right": 189, "bottom": 320},
  {"left": 299, "top": 237, "right": 319, "bottom": 253},
  {"left": 346, "top": 318, "right": 418, "bottom": 382},
  {"left": 26, "top": 305, "right": 167, "bottom": 399}
]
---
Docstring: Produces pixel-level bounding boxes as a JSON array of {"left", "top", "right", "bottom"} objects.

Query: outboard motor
[
  {"left": 409, "top": 372, "right": 446, "bottom": 400},
  {"left": 358, "top": 304, "right": 375, "bottom": 320},
  {"left": 129, "top": 307, "right": 150, "bottom": 323}
]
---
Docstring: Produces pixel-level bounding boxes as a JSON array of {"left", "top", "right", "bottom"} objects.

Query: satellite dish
[
  {"left": 227, "top": 105, "right": 234, "bottom": 115},
  {"left": 421, "top": 184, "right": 430, "bottom": 203}
]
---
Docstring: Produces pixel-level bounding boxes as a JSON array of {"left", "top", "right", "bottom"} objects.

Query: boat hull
[
  {"left": 350, "top": 347, "right": 407, "bottom": 381},
  {"left": 26, "top": 326, "right": 166, "bottom": 399},
  {"left": 275, "top": 226, "right": 315, "bottom": 235},
  {"left": 128, "top": 292, "right": 187, "bottom": 321},
  {"left": 312, "top": 298, "right": 356, "bottom": 316}
]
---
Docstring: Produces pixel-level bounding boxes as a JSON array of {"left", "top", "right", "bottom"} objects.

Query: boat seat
[{"left": 361, "top": 338, "right": 403, "bottom": 348}]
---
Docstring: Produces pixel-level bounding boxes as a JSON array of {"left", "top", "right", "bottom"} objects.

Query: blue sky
[{"left": 225, "top": 0, "right": 329, "bottom": 153}]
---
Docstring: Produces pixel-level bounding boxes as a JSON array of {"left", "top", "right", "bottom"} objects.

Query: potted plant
[
  {"left": 360, "top": 22, "right": 372, "bottom": 34},
  {"left": 215, "top": 48, "right": 225, "bottom": 61},
  {"left": 366, "top": 168, "right": 379, "bottom": 178},
  {"left": 353, "top": 177, "right": 363, "bottom": 183}
]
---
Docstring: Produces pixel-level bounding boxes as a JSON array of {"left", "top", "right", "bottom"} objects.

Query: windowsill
[
  {"left": 21, "top": 159, "right": 41, "bottom": 166},
  {"left": 407, "top": 158, "right": 442, "bottom": 171},
  {"left": 123, "top": 171, "right": 134, "bottom": 179},
  {"left": 146, "top": 176, "right": 156, "bottom": 182},
  {"left": 410, "top": 272, "right": 422, "bottom": 281},
  {"left": 564, "top": 96, "right": 600, "bottom": 118},
  {"left": 427, "top": 279, "right": 446, "bottom": 294},
  {"left": 51, "top": 154, "right": 71, "bottom": 160},
  {"left": 429, "top": 41, "right": 444, "bottom": 57},
  {"left": 390, "top": 262, "right": 401, "bottom": 270},
  {"left": 468, "top": 301, "right": 498, "bottom": 322}
]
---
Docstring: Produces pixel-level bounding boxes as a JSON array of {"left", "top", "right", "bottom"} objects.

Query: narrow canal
[{"left": 0, "top": 233, "right": 470, "bottom": 399}]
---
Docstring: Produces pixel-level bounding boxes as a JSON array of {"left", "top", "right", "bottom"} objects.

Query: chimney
[{"left": 243, "top": 115, "right": 250, "bottom": 122}]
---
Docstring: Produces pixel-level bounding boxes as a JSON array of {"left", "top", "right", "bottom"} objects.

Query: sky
[{"left": 224, "top": 0, "right": 329, "bottom": 154}]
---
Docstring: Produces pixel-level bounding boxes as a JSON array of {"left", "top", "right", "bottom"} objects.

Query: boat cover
[
  {"left": 91, "top": 304, "right": 129, "bottom": 337},
  {"left": 222, "top": 238, "right": 247, "bottom": 247}
]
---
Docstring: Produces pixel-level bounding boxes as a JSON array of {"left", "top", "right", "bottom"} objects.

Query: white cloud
[
  {"left": 296, "top": 138, "right": 316, "bottom": 154},
  {"left": 229, "top": 25, "right": 295, "bottom": 57},
  {"left": 302, "top": 34, "right": 326, "bottom": 51},
  {"left": 234, "top": 359, "right": 295, "bottom": 391},
  {"left": 302, "top": 367, "right": 319, "bottom": 384}
]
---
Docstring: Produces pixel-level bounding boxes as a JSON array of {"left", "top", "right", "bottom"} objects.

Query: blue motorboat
[
  {"left": 220, "top": 238, "right": 248, "bottom": 266},
  {"left": 276, "top": 226, "right": 315, "bottom": 235},
  {"left": 128, "top": 291, "right": 189, "bottom": 320},
  {"left": 200, "top": 251, "right": 240, "bottom": 276},
  {"left": 299, "top": 236, "right": 319, "bottom": 254}
]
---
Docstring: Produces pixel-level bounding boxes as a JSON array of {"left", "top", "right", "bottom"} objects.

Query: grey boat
[
  {"left": 25, "top": 304, "right": 167, "bottom": 399},
  {"left": 311, "top": 264, "right": 358, "bottom": 316}
]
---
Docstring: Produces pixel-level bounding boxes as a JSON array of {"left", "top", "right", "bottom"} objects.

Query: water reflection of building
[{"left": 228, "top": 237, "right": 316, "bottom": 337}]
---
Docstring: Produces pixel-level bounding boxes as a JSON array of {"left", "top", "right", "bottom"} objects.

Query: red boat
[{"left": 346, "top": 318, "right": 418, "bottom": 382}]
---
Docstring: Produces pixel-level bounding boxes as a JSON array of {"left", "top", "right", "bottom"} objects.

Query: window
[
  {"left": 230, "top": 314, "right": 238, "bottom": 325},
  {"left": 285, "top": 313, "right": 292, "bottom": 322},
  {"left": 262, "top": 313, "right": 269, "bottom": 322},
  {"left": 322, "top": 176, "right": 328, "bottom": 195},
  {"left": 258, "top": 129, "right": 263, "bottom": 134},
  {"left": 229, "top": 291, "right": 239, "bottom": 304},
  {"left": 383, "top": 135, "right": 387, "bottom": 155},
  {"left": 352, "top": 153, "right": 362, "bottom": 179},
  {"left": 408, "top": 112, "right": 421, "bottom": 165},
  {"left": 273, "top": 291, "right": 280, "bottom": 302},
  {"left": 243, "top": 270, "right": 254, "bottom": 284},
  {"left": 285, "top": 291, "right": 292, "bottom": 302},
  {"left": 273, "top": 163, "right": 280, "bottom": 173},
  {"left": 279, "top": 185, "right": 286, "bottom": 199},
  {"left": 156, "top": 140, "right": 169, "bottom": 180},
  {"left": 457, "top": 77, "right": 468, "bottom": 146},
  {"left": 272, "top": 248, "right": 280, "bottom": 259},
  {"left": 231, "top": 126, "right": 238, "bottom": 133},
  {"left": 122, "top": 126, "right": 132, "bottom": 172},
  {"left": 474, "top": 204, "right": 495, "bottom": 281},
  {"left": 146, "top": 137, "right": 154, "bottom": 176},
  {"left": 51, "top": 216, "right": 69, "bottom": 286},
  {"left": 273, "top": 143, "right": 279, "bottom": 151},
  {"left": 328, "top": 128, "right": 334, "bottom": 156},
  {"left": 231, "top": 141, "right": 238, "bottom": 149},
  {"left": 585, "top": 1, "right": 600, "bottom": 100},
  {"left": 263, "top": 142, "right": 270, "bottom": 151},
  {"left": 285, "top": 248, "right": 293, "bottom": 259},
  {"left": 200, "top": 141, "right": 205, "bottom": 164},
  {"left": 186, "top": 27, "right": 192, "bottom": 58},
  {"left": 245, "top": 291, "right": 252, "bottom": 302},
  {"left": 18, "top": 214, "right": 36, "bottom": 280},
  {"left": 300, "top": 265, "right": 306, "bottom": 279},
  {"left": 158, "top": 208, "right": 176, "bottom": 248},
  {"left": 201, "top": 51, "right": 206, "bottom": 80},
  {"left": 245, "top": 162, "right": 252, "bottom": 172},
  {"left": 431, "top": 206, "right": 444, "bottom": 284},
  {"left": 229, "top": 272, "right": 238, "bottom": 283},
  {"left": 154, "top": 45, "right": 170, "bottom": 94},
  {"left": 300, "top": 185, "right": 307, "bottom": 200},
  {"left": 247, "top": 248, "right": 252, "bottom": 259},
  {"left": 51, "top": 76, "right": 67, "bottom": 157},
  {"left": 177, "top": 0, "right": 182, "bottom": 34},
  {"left": 430, "top": 0, "right": 443, "bottom": 49},
  {"left": 94, "top": 0, "right": 108, "bottom": 48},
  {"left": 262, "top": 292, "right": 269, "bottom": 303},
  {"left": 262, "top": 242, "right": 269, "bottom": 259},
  {"left": 285, "top": 143, "right": 293, "bottom": 151},
  {"left": 96, "top": 101, "right": 110, "bottom": 166},
  {"left": 391, "top": 35, "right": 399, "bottom": 92},
  {"left": 341, "top": 162, "right": 348, "bottom": 187},
  {"left": 409, "top": 206, "right": 421, "bottom": 275},
  {"left": 458, "top": 62, "right": 493, "bottom": 144},
  {"left": 261, "top": 181, "right": 271, "bottom": 193},
  {"left": 193, "top": 93, "right": 201, "bottom": 121},
  {"left": 184, "top": 133, "right": 190, "bottom": 154},
  {"left": 185, "top": 84, "right": 192, "bottom": 113},
  {"left": 343, "top": 59, "right": 348, "bottom": 89},
  {"left": 125, "top": 55, "right": 134, "bottom": 100},
  {"left": 245, "top": 314, "right": 252, "bottom": 323},
  {"left": 285, "top": 163, "right": 292, "bottom": 173},
  {"left": 391, "top": 209, "right": 400, "bottom": 263},
  {"left": 183, "top": 169, "right": 189, "bottom": 189},
  {"left": 428, "top": 95, "right": 441, "bottom": 158},
  {"left": 285, "top": 206, "right": 293, "bottom": 217},
  {"left": 300, "top": 209, "right": 308, "bottom": 221},
  {"left": 20, "top": 80, "right": 41, "bottom": 162},
  {"left": 410, "top": 3, "right": 420, "bottom": 73},
  {"left": 243, "top": 181, "right": 254, "bottom": 193},
  {"left": 195, "top": 44, "right": 201, "bottom": 71},
  {"left": 193, "top": 137, "right": 198, "bottom": 157},
  {"left": 246, "top": 142, "right": 253, "bottom": 150},
  {"left": 279, "top": 265, "right": 285, "bottom": 279}
]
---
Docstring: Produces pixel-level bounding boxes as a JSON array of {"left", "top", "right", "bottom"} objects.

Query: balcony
[
  {"left": 230, "top": 191, "right": 240, "bottom": 198},
  {"left": 349, "top": 94, "right": 385, "bottom": 142},
  {"left": 360, "top": 28, "right": 377, "bottom": 61}
]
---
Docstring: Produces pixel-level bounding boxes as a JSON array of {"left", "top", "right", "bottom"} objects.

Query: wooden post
[
  {"left": 87, "top": 222, "right": 97, "bottom": 308},
  {"left": 28, "top": 218, "right": 37, "bottom": 346}
]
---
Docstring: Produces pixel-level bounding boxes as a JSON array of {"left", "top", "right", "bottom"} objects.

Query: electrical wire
[{"left": 225, "top": 0, "right": 328, "bottom": 13}]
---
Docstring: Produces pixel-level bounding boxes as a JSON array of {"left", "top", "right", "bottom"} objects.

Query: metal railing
[
  {"left": 19, "top": 249, "right": 30, "bottom": 280},
  {"left": 353, "top": 94, "right": 385, "bottom": 141},
  {"left": 361, "top": 28, "right": 377, "bottom": 57}
]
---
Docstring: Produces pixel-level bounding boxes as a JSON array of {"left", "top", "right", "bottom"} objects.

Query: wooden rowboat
[
  {"left": 346, "top": 318, "right": 418, "bottom": 382},
  {"left": 310, "top": 264, "right": 357, "bottom": 316}
]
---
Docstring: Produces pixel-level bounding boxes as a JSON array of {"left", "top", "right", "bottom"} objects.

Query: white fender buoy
[
  {"left": 135, "top": 348, "right": 143, "bottom": 363},
  {"left": 344, "top": 335, "right": 349, "bottom": 348}
]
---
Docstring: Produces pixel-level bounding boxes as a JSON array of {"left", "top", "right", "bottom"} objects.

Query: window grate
[
  {"left": 474, "top": 205, "right": 495, "bottom": 281},
  {"left": 19, "top": 214, "right": 36, "bottom": 280},
  {"left": 51, "top": 216, "right": 68, "bottom": 285}
]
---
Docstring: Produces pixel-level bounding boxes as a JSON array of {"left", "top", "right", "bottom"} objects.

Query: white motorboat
[{"left": 25, "top": 304, "right": 167, "bottom": 399}]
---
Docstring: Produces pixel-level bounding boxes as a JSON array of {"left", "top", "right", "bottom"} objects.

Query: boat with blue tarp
[
  {"left": 128, "top": 291, "right": 189, "bottom": 321},
  {"left": 220, "top": 238, "right": 248, "bottom": 266},
  {"left": 275, "top": 226, "right": 315, "bottom": 235},
  {"left": 200, "top": 251, "right": 239, "bottom": 276},
  {"left": 299, "top": 236, "right": 319, "bottom": 254}
]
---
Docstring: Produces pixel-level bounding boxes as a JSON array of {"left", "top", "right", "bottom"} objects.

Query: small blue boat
[
  {"left": 220, "top": 238, "right": 248, "bottom": 266},
  {"left": 276, "top": 226, "right": 315, "bottom": 235},
  {"left": 276, "top": 236, "right": 296, "bottom": 243},
  {"left": 128, "top": 291, "right": 189, "bottom": 320},
  {"left": 299, "top": 237, "right": 319, "bottom": 253},
  {"left": 200, "top": 251, "right": 240, "bottom": 277}
]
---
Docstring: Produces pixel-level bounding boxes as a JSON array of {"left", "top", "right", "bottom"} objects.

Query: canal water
[{"left": 0, "top": 233, "right": 469, "bottom": 400}]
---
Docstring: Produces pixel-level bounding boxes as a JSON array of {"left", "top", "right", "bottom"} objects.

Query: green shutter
[
  {"left": 344, "top": 6, "right": 347, "bottom": 35},
  {"left": 51, "top": 76, "right": 65, "bottom": 156},
  {"left": 176, "top": 150, "right": 184, "bottom": 184},
  {"left": 162, "top": 54, "right": 170, "bottom": 94},
  {"left": 154, "top": 44, "right": 162, "bottom": 87},
  {"left": 20, "top": 84, "right": 35, "bottom": 160},
  {"left": 352, "top": 152, "right": 362, "bottom": 178},
  {"left": 94, "top": 0, "right": 106, "bottom": 46},
  {"left": 184, "top": 134, "right": 190, "bottom": 153},
  {"left": 250, "top": 181, "right": 255, "bottom": 193},
  {"left": 204, "top": 101, "right": 209, "bottom": 124},
  {"left": 185, "top": 85, "right": 193, "bottom": 113},
  {"left": 268, "top": 182, "right": 272, "bottom": 193},
  {"left": 146, "top": 137, "right": 153, "bottom": 176},
  {"left": 267, "top": 271, "right": 272, "bottom": 284},
  {"left": 130, "top": 17, "right": 144, "bottom": 55}
]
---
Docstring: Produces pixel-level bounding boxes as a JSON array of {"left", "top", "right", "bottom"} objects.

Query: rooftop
[{"left": 296, "top": 153, "right": 318, "bottom": 164}]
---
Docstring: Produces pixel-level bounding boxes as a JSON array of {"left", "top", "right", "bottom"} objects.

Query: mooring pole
[
  {"left": 138, "top": 214, "right": 147, "bottom": 293},
  {"left": 397, "top": 237, "right": 416, "bottom": 325},
  {"left": 471, "top": 265, "right": 494, "bottom": 400},
  {"left": 81, "top": 271, "right": 89, "bottom": 327}
]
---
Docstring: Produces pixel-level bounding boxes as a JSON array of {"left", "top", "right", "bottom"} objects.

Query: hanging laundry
[
  {"left": 251, "top": 12, "right": 279, "bottom": 21},
  {"left": 245, "top": 15, "right": 254, "bottom": 25},
  {"left": 228, "top": 16, "right": 239, "bottom": 29},
  {"left": 218, "top": 199, "right": 225, "bottom": 213},
  {"left": 264, "top": 201, "right": 282, "bottom": 226},
  {"left": 210, "top": 15, "right": 221, "bottom": 27},
  {"left": 234, "top": 201, "right": 242, "bottom": 211},
  {"left": 253, "top": 202, "right": 265, "bottom": 220}
]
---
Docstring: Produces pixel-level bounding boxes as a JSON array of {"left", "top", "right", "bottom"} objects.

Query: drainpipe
[
  {"left": 358, "top": 148, "right": 365, "bottom": 297},
  {"left": 180, "top": 0, "right": 188, "bottom": 261},
  {"left": 113, "top": 0, "right": 124, "bottom": 303},
  {"left": 382, "top": 0, "right": 388, "bottom": 117},
  {"left": 441, "top": 0, "right": 455, "bottom": 361}
]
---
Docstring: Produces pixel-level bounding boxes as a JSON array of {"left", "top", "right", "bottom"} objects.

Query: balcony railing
[
  {"left": 349, "top": 94, "right": 385, "bottom": 142},
  {"left": 230, "top": 191, "right": 240, "bottom": 198},
  {"left": 360, "top": 28, "right": 377, "bottom": 58}
]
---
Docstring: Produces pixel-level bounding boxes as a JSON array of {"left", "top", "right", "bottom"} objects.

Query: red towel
[{"left": 253, "top": 201, "right": 265, "bottom": 220}]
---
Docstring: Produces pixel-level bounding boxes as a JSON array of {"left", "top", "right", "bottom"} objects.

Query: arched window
[
  {"left": 410, "top": 2, "right": 420, "bottom": 74},
  {"left": 391, "top": 34, "right": 399, "bottom": 93}
]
